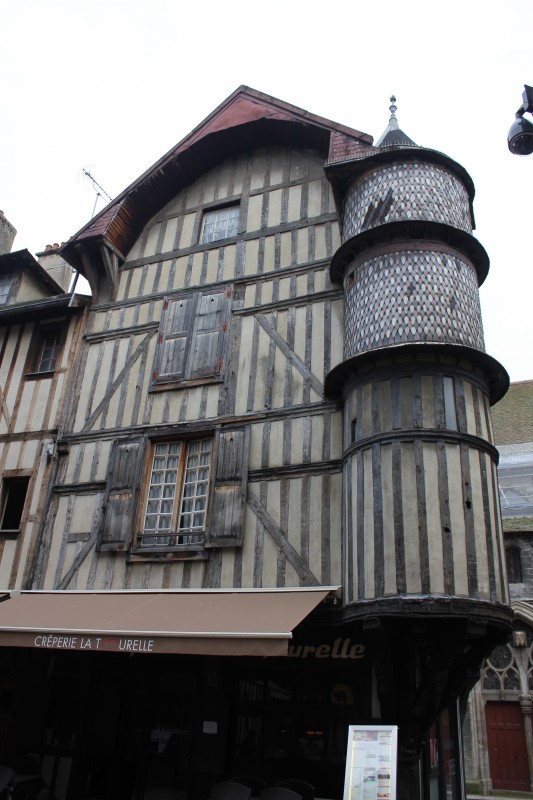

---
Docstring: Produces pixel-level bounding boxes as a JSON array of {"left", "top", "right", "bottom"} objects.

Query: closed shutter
[
  {"left": 189, "top": 291, "right": 226, "bottom": 378},
  {"left": 152, "top": 287, "right": 231, "bottom": 385},
  {"left": 205, "top": 426, "right": 250, "bottom": 547},
  {"left": 98, "top": 438, "right": 146, "bottom": 551},
  {"left": 156, "top": 296, "right": 194, "bottom": 381}
]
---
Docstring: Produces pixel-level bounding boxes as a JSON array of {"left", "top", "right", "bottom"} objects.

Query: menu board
[{"left": 343, "top": 725, "right": 398, "bottom": 800}]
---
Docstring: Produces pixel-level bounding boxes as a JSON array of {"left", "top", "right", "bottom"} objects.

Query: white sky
[{"left": 2, "top": 0, "right": 531, "bottom": 382}]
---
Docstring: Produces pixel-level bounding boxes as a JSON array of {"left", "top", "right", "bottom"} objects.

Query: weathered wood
[
  {"left": 246, "top": 489, "right": 320, "bottom": 585},
  {"left": 477, "top": 449, "right": 498, "bottom": 601},
  {"left": 256, "top": 313, "right": 323, "bottom": 397},
  {"left": 372, "top": 443, "right": 384, "bottom": 597},
  {"left": 81, "top": 331, "right": 154, "bottom": 432},
  {"left": 392, "top": 440, "right": 406, "bottom": 594},
  {"left": 460, "top": 441, "right": 478, "bottom": 597},
  {"left": 206, "top": 426, "right": 250, "bottom": 547},
  {"left": 436, "top": 440, "right": 455, "bottom": 595},
  {"left": 98, "top": 438, "right": 146, "bottom": 551}
]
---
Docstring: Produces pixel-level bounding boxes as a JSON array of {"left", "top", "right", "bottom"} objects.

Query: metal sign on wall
[{"left": 343, "top": 725, "right": 398, "bottom": 800}]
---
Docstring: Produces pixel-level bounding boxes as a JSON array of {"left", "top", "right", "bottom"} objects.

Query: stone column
[{"left": 518, "top": 694, "right": 533, "bottom": 791}]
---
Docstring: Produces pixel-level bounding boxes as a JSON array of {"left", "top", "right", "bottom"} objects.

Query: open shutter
[
  {"left": 98, "top": 438, "right": 146, "bottom": 551},
  {"left": 205, "top": 426, "right": 250, "bottom": 547}
]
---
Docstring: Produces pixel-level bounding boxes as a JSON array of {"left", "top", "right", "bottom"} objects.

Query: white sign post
[{"left": 343, "top": 725, "right": 398, "bottom": 800}]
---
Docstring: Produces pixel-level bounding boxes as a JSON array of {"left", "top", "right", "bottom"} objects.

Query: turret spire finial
[
  {"left": 388, "top": 95, "right": 399, "bottom": 130},
  {"left": 375, "top": 94, "right": 416, "bottom": 148}
]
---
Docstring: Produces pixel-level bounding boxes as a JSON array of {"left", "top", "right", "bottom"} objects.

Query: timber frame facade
[{"left": 0, "top": 88, "right": 513, "bottom": 800}]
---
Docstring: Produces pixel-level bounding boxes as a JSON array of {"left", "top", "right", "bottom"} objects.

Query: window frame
[
  {"left": 98, "top": 426, "right": 249, "bottom": 559},
  {"left": 200, "top": 203, "right": 241, "bottom": 245},
  {"left": 506, "top": 546, "right": 523, "bottom": 583},
  {"left": 0, "top": 473, "right": 31, "bottom": 538},
  {"left": 151, "top": 286, "right": 232, "bottom": 390},
  {"left": 135, "top": 435, "right": 214, "bottom": 554},
  {"left": 0, "top": 273, "right": 13, "bottom": 305},
  {"left": 25, "top": 320, "right": 67, "bottom": 380}
]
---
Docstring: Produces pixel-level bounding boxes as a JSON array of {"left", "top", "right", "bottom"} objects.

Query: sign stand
[{"left": 343, "top": 725, "right": 398, "bottom": 800}]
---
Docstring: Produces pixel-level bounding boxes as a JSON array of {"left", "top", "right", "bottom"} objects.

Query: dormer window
[
  {"left": 0, "top": 274, "right": 13, "bottom": 305},
  {"left": 200, "top": 205, "right": 240, "bottom": 244}
]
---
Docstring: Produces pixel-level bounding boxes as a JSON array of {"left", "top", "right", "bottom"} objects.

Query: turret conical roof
[{"left": 375, "top": 96, "right": 417, "bottom": 148}]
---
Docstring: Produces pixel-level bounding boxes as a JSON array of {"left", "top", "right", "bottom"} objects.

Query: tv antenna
[{"left": 82, "top": 168, "right": 112, "bottom": 217}]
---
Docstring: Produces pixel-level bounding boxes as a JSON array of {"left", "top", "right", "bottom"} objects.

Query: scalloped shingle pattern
[
  {"left": 344, "top": 250, "right": 485, "bottom": 357},
  {"left": 342, "top": 162, "right": 472, "bottom": 240}
]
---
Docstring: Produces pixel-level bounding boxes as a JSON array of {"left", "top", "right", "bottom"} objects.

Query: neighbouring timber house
[{"left": 0, "top": 88, "right": 513, "bottom": 800}]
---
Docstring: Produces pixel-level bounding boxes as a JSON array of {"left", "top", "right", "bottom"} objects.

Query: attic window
[
  {"left": 200, "top": 205, "right": 240, "bottom": 244},
  {"left": 0, "top": 274, "right": 13, "bottom": 305},
  {"left": 25, "top": 321, "right": 66, "bottom": 379}
]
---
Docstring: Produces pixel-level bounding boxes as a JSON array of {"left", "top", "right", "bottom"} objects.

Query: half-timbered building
[{"left": 0, "top": 90, "right": 512, "bottom": 800}]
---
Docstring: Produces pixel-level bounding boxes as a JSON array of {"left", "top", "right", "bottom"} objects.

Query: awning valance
[{"left": 0, "top": 588, "right": 336, "bottom": 657}]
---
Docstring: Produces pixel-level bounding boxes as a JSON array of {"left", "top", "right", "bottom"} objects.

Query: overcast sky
[{"left": 2, "top": 0, "right": 531, "bottom": 382}]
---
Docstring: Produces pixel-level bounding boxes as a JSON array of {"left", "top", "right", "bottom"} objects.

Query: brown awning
[{"left": 0, "top": 588, "right": 335, "bottom": 657}]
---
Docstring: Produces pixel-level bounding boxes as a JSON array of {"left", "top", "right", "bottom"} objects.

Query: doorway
[{"left": 486, "top": 701, "right": 530, "bottom": 792}]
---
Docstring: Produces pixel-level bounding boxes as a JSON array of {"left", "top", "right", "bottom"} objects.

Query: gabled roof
[
  {"left": 60, "top": 86, "right": 372, "bottom": 298},
  {"left": 0, "top": 249, "right": 65, "bottom": 296}
]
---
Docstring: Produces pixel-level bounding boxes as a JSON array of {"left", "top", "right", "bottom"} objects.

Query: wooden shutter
[
  {"left": 98, "top": 438, "right": 146, "bottom": 551},
  {"left": 205, "top": 426, "right": 250, "bottom": 547},
  {"left": 153, "top": 288, "right": 231, "bottom": 384},
  {"left": 188, "top": 289, "right": 229, "bottom": 379},
  {"left": 154, "top": 296, "right": 194, "bottom": 382}
]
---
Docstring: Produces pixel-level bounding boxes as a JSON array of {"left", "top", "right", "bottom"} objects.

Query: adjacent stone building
[{"left": 465, "top": 379, "right": 533, "bottom": 794}]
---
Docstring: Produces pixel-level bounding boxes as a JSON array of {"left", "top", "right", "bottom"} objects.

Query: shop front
[{"left": 0, "top": 589, "right": 468, "bottom": 800}]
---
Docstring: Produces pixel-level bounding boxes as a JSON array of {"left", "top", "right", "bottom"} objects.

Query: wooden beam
[
  {"left": 246, "top": 489, "right": 320, "bottom": 585},
  {"left": 256, "top": 313, "right": 324, "bottom": 397}
]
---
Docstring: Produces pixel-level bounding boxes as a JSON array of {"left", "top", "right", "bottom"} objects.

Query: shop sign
[
  {"left": 32, "top": 634, "right": 155, "bottom": 653},
  {"left": 288, "top": 637, "right": 364, "bottom": 660},
  {"left": 343, "top": 725, "right": 398, "bottom": 800}
]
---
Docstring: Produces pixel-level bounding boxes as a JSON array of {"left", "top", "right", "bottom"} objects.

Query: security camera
[
  {"left": 508, "top": 113, "right": 533, "bottom": 155},
  {"left": 508, "top": 85, "right": 533, "bottom": 156}
]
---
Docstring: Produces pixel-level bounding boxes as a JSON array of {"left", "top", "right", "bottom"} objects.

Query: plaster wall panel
[
  {"left": 162, "top": 217, "right": 179, "bottom": 253},
  {"left": 314, "top": 224, "right": 328, "bottom": 261},
  {"left": 179, "top": 213, "right": 196, "bottom": 250},
  {"left": 381, "top": 442, "right": 396, "bottom": 595},
  {"left": 268, "top": 189, "right": 283, "bottom": 228},
  {"left": 470, "top": 451, "right": 491, "bottom": 596},
  {"left": 269, "top": 150, "right": 285, "bottom": 186},
  {"left": 424, "top": 443, "right": 446, "bottom": 595},
  {"left": 244, "top": 240, "right": 259, "bottom": 280},
  {"left": 307, "top": 180, "right": 323, "bottom": 219},
  {"left": 279, "top": 232, "right": 292, "bottom": 269},
  {"left": 4, "top": 441, "right": 21, "bottom": 470},
  {"left": 447, "top": 443, "right": 469, "bottom": 595},
  {"left": 296, "top": 228, "right": 309, "bottom": 264},
  {"left": 144, "top": 222, "right": 162, "bottom": 257},
  {"left": 402, "top": 442, "right": 423, "bottom": 594},
  {"left": 287, "top": 184, "right": 302, "bottom": 222},
  {"left": 263, "top": 236, "right": 276, "bottom": 275}
]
